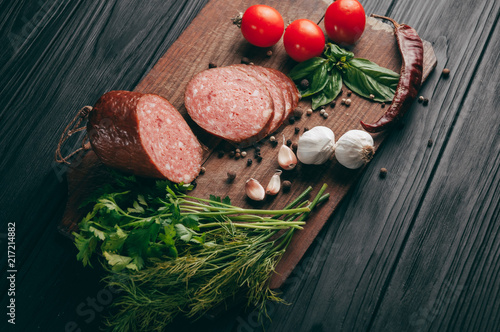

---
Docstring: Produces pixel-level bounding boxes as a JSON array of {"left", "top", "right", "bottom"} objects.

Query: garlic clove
[
  {"left": 266, "top": 170, "right": 282, "bottom": 195},
  {"left": 278, "top": 135, "right": 297, "bottom": 170},
  {"left": 245, "top": 178, "right": 266, "bottom": 201}
]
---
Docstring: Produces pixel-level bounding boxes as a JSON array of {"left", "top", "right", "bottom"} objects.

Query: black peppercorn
[
  {"left": 300, "top": 79, "right": 309, "bottom": 89},
  {"left": 227, "top": 171, "right": 236, "bottom": 182}
]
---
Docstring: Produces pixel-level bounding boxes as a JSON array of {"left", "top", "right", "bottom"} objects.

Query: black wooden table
[{"left": 1, "top": 0, "right": 500, "bottom": 331}]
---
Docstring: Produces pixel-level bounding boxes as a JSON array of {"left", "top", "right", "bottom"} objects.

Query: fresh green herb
[
  {"left": 288, "top": 42, "right": 400, "bottom": 108},
  {"left": 72, "top": 173, "right": 329, "bottom": 331}
]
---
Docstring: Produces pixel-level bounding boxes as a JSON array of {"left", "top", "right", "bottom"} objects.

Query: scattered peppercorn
[
  {"left": 293, "top": 108, "right": 303, "bottom": 118},
  {"left": 423, "top": 98, "right": 429, "bottom": 106},
  {"left": 369, "top": 94, "right": 375, "bottom": 100},
  {"left": 345, "top": 98, "right": 352, "bottom": 106},
  {"left": 269, "top": 136, "right": 276, "bottom": 142},
  {"left": 256, "top": 155, "right": 263, "bottom": 162},
  {"left": 418, "top": 96, "right": 424, "bottom": 103},
  {"left": 381, "top": 102, "right": 385, "bottom": 108},
  {"left": 208, "top": 63, "right": 217, "bottom": 69},
  {"left": 271, "top": 140, "right": 278, "bottom": 147},
  {"left": 217, "top": 150, "right": 224, "bottom": 158},
  {"left": 427, "top": 139, "right": 433, "bottom": 147},
  {"left": 379, "top": 168, "right": 388, "bottom": 179},
  {"left": 286, "top": 139, "right": 292, "bottom": 146},
  {"left": 330, "top": 101, "right": 336, "bottom": 108},
  {"left": 247, "top": 158, "right": 253, "bottom": 166},
  {"left": 227, "top": 171, "right": 236, "bottom": 182},
  {"left": 304, "top": 127, "right": 309, "bottom": 132},
  {"left": 300, "top": 79, "right": 310, "bottom": 89},
  {"left": 289, "top": 117, "right": 295, "bottom": 124},
  {"left": 291, "top": 142, "right": 298, "bottom": 151},
  {"left": 234, "top": 152, "right": 241, "bottom": 159},
  {"left": 266, "top": 50, "right": 273, "bottom": 57},
  {"left": 320, "top": 109, "right": 326, "bottom": 115},
  {"left": 255, "top": 146, "right": 261, "bottom": 152},
  {"left": 341, "top": 98, "right": 346, "bottom": 105},
  {"left": 347, "top": 90, "right": 352, "bottom": 96},
  {"left": 235, "top": 148, "right": 241, "bottom": 154},
  {"left": 442, "top": 68, "right": 450, "bottom": 78},
  {"left": 294, "top": 127, "right": 300, "bottom": 134},
  {"left": 282, "top": 180, "right": 292, "bottom": 192},
  {"left": 306, "top": 108, "right": 313, "bottom": 116},
  {"left": 323, "top": 112, "right": 329, "bottom": 118},
  {"left": 200, "top": 167, "right": 206, "bottom": 174},
  {"left": 241, "top": 151, "right": 247, "bottom": 157},
  {"left": 241, "top": 57, "right": 250, "bottom": 64},
  {"left": 229, "top": 150, "right": 235, "bottom": 158}
]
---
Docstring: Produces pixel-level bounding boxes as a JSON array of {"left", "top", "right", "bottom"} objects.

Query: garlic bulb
[
  {"left": 297, "top": 126, "right": 335, "bottom": 165},
  {"left": 278, "top": 135, "right": 297, "bottom": 170},
  {"left": 245, "top": 178, "right": 266, "bottom": 201},
  {"left": 266, "top": 170, "right": 282, "bottom": 195},
  {"left": 335, "top": 130, "right": 375, "bottom": 169}
]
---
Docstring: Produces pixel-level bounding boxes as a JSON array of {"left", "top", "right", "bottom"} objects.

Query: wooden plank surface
[
  {"left": 58, "top": 0, "right": 436, "bottom": 291},
  {"left": 1, "top": 0, "right": 500, "bottom": 331}
]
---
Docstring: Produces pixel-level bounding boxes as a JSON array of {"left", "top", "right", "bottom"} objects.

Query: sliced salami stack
[
  {"left": 87, "top": 90, "right": 203, "bottom": 183},
  {"left": 184, "top": 65, "right": 300, "bottom": 145}
]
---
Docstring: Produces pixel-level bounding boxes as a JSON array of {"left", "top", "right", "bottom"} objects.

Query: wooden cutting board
[{"left": 59, "top": 0, "right": 437, "bottom": 290}]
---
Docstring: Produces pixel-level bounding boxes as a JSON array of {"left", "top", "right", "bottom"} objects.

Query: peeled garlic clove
[
  {"left": 266, "top": 170, "right": 282, "bottom": 195},
  {"left": 278, "top": 135, "right": 297, "bottom": 170},
  {"left": 245, "top": 178, "right": 266, "bottom": 201},
  {"left": 297, "top": 126, "right": 335, "bottom": 165},
  {"left": 335, "top": 130, "right": 375, "bottom": 169}
]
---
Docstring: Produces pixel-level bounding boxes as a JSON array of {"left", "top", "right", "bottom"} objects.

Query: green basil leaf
[
  {"left": 342, "top": 58, "right": 400, "bottom": 102},
  {"left": 324, "top": 43, "right": 354, "bottom": 62},
  {"left": 288, "top": 57, "right": 327, "bottom": 80},
  {"left": 300, "top": 61, "right": 330, "bottom": 97},
  {"left": 312, "top": 70, "right": 343, "bottom": 110}
]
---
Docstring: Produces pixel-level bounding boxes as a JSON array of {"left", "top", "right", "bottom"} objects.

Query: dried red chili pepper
[{"left": 360, "top": 14, "right": 424, "bottom": 133}]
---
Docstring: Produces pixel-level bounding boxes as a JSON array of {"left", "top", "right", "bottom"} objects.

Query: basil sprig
[{"left": 288, "top": 43, "right": 400, "bottom": 109}]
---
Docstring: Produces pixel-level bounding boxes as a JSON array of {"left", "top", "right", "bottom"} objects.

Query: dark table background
[{"left": 1, "top": 0, "right": 500, "bottom": 331}]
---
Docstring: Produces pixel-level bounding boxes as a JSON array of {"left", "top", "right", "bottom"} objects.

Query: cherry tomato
[
  {"left": 240, "top": 5, "right": 284, "bottom": 47},
  {"left": 283, "top": 19, "right": 326, "bottom": 62},
  {"left": 324, "top": 0, "right": 366, "bottom": 45}
]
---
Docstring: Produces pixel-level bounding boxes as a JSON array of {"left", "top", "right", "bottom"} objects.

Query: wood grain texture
[
  {"left": 252, "top": 1, "right": 500, "bottom": 331},
  {"left": 1, "top": 0, "right": 500, "bottom": 331}
]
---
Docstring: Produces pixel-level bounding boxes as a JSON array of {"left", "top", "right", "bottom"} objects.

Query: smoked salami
[
  {"left": 184, "top": 66, "right": 274, "bottom": 144},
  {"left": 87, "top": 90, "right": 202, "bottom": 183}
]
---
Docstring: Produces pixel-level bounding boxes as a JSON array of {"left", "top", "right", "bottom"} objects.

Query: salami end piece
[{"left": 88, "top": 91, "right": 202, "bottom": 183}]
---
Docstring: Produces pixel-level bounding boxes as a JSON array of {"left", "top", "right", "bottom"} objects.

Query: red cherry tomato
[
  {"left": 283, "top": 19, "right": 326, "bottom": 62},
  {"left": 240, "top": 5, "right": 284, "bottom": 47},
  {"left": 324, "top": 0, "right": 366, "bottom": 45}
]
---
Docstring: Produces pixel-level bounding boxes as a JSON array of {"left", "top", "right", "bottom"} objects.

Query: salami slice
[
  {"left": 267, "top": 67, "right": 301, "bottom": 119},
  {"left": 229, "top": 64, "right": 286, "bottom": 136},
  {"left": 184, "top": 66, "right": 274, "bottom": 143},
  {"left": 87, "top": 90, "right": 202, "bottom": 183}
]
